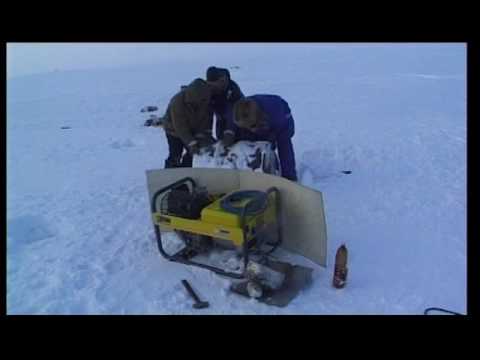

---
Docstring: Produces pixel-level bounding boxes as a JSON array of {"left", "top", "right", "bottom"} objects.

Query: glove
[
  {"left": 200, "top": 143, "right": 215, "bottom": 155},
  {"left": 222, "top": 131, "right": 236, "bottom": 147},
  {"left": 205, "top": 134, "right": 216, "bottom": 145},
  {"left": 196, "top": 132, "right": 216, "bottom": 147},
  {"left": 187, "top": 140, "right": 200, "bottom": 155}
]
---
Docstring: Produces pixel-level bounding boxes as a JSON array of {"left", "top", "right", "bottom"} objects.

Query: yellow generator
[
  {"left": 151, "top": 177, "right": 282, "bottom": 278},
  {"left": 147, "top": 168, "right": 328, "bottom": 307}
]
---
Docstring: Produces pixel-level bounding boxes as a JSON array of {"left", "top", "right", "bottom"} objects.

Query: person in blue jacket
[{"left": 223, "top": 95, "right": 298, "bottom": 181}]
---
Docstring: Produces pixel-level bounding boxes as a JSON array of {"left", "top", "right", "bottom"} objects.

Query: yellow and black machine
[
  {"left": 148, "top": 168, "right": 328, "bottom": 306},
  {"left": 151, "top": 176, "right": 282, "bottom": 279}
]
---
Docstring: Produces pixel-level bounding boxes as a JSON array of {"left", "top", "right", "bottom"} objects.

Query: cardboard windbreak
[{"left": 146, "top": 168, "right": 327, "bottom": 267}]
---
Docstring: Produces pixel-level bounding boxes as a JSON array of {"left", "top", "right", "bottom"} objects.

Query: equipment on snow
[
  {"left": 333, "top": 244, "right": 348, "bottom": 289},
  {"left": 141, "top": 106, "right": 159, "bottom": 113},
  {"left": 147, "top": 168, "right": 328, "bottom": 307},
  {"left": 181, "top": 279, "right": 209, "bottom": 309},
  {"left": 144, "top": 115, "right": 165, "bottom": 127}
]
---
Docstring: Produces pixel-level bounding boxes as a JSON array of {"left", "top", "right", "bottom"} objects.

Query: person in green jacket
[{"left": 161, "top": 78, "right": 215, "bottom": 168}]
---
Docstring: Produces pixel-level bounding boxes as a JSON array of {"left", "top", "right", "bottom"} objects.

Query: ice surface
[{"left": 7, "top": 44, "right": 466, "bottom": 314}]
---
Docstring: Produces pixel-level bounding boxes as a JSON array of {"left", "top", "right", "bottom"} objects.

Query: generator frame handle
[
  {"left": 265, "top": 187, "right": 283, "bottom": 254},
  {"left": 151, "top": 176, "right": 196, "bottom": 257},
  {"left": 240, "top": 187, "right": 282, "bottom": 270}
]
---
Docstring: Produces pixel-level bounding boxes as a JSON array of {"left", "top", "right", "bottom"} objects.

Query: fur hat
[
  {"left": 206, "top": 66, "right": 230, "bottom": 82},
  {"left": 184, "top": 78, "right": 211, "bottom": 104}
]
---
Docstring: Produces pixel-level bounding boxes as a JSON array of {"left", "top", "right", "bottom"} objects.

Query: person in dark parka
[{"left": 206, "top": 66, "right": 244, "bottom": 140}]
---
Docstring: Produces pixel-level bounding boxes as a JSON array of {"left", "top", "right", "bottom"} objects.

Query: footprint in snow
[
  {"left": 8, "top": 215, "right": 56, "bottom": 246},
  {"left": 110, "top": 139, "right": 136, "bottom": 150},
  {"left": 105, "top": 258, "right": 126, "bottom": 274}
]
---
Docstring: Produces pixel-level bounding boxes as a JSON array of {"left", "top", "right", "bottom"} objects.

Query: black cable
[
  {"left": 424, "top": 307, "right": 463, "bottom": 315},
  {"left": 220, "top": 190, "right": 268, "bottom": 215}
]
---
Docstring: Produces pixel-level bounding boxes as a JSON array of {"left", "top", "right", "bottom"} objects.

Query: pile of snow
[{"left": 193, "top": 141, "right": 280, "bottom": 175}]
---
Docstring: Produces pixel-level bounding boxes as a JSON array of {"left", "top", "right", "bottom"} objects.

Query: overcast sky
[
  {"left": 6, "top": 43, "right": 267, "bottom": 78},
  {"left": 7, "top": 43, "right": 466, "bottom": 79}
]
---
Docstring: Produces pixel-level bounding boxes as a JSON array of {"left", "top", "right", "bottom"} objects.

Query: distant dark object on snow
[
  {"left": 342, "top": 171, "right": 352, "bottom": 174},
  {"left": 144, "top": 116, "right": 164, "bottom": 127},
  {"left": 141, "top": 106, "right": 158, "bottom": 113},
  {"left": 60, "top": 126, "right": 72, "bottom": 130}
]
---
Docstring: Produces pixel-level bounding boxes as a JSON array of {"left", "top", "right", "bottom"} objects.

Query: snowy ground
[{"left": 7, "top": 44, "right": 466, "bottom": 314}]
